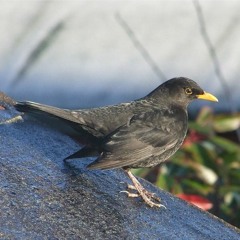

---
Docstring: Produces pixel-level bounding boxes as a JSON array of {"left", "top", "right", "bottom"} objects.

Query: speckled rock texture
[{"left": 0, "top": 92, "right": 239, "bottom": 239}]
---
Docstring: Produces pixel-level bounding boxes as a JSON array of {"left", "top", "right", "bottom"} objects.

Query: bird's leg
[{"left": 123, "top": 169, "right": 166, "bottom": 208}]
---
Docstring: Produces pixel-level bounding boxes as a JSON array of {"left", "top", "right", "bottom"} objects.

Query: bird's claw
[
  {"left": 120, "top": 189, "right": 165, "bottom": 208},
  {"left": 120, "top": 190, "right": 139, "bottom": 198},
  {"left": 140, "top": 189, "right": 165, "bottom": 208},
  {"left": 126, "top": 183, "right": 161, "bottom": 203},
  {"left": 120, "top": 182, "right": 136, "bottom": 190},
  {"left": 120, "top": 181, "right": 166, "bottom": 208},
  {"left": 127, "top": 184, "right": 137, "bottom": 190},
  {"left": 142, "top": 189, "right": 161, "bottom": 202}
]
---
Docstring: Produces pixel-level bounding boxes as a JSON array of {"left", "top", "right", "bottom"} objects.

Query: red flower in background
[
  {"left": 177, "top": 193, "right": 213, "bottom": 210},
  {"left": 183, "top": 130, "right": 207, "bottom": 147}
]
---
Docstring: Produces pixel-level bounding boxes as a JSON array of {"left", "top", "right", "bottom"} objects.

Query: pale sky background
[{"left": 0, "top": 0, "right": 240, "bottom": 113}]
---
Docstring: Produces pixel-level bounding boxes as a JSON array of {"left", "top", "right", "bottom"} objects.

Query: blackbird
[{"left": 15, "top": 77, "right": 218, "bottom": 207}]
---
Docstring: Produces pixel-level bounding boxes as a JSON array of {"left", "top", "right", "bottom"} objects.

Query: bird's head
[{"left": 147, "top": 77, "right": 218, "bottom": 107}]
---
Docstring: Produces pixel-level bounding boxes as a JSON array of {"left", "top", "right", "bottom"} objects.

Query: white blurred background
[{"left": 0, "top": 0, "right": 239, "bottom": 113}]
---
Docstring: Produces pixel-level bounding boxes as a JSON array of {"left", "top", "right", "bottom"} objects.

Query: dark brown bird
[{"left": 15, "top": 77, "right": 218, "bottom": 207}]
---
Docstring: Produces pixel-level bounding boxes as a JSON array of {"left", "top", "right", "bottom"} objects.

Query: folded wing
[{"left": 88, "top": 109, "right": 184, "bottom": 169}]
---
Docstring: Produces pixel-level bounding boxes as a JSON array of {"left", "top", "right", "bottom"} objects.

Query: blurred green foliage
[{"left": 133, "top": 107, "right": 240, "bottom": 228}]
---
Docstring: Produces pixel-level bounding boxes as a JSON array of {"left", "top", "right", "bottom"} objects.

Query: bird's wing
[{"left": 88, "top": 109, "right": 186, "bottom": 169}]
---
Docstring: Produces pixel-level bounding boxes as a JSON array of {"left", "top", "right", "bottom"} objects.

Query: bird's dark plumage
[{"left": 15, "top": 77, "right": 218, "bottom": 207}]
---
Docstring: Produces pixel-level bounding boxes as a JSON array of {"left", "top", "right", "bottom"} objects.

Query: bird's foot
[
  {"left": 122, "top": 184, "right": 161, "bottom": 201},
  {"left": 121, "top": 186, "right": 165, "bottom": 208},
  {"left": 127, "top": 184, "right": 137, "bottom": 190},
  {"left": 123, "top": 170, "right": 166, "bottom": 208},
  {"left": 120, "top": 183, "right": 140, "bottom": 197},
  {"left": 120, "top": 190, "right": 139, "bottom": 198},
  {"left": 142, "top": 188, "right": 161, "bottom": 202},
  {"left": 139, "top": 190, "right": 165, "bottom": 208}
]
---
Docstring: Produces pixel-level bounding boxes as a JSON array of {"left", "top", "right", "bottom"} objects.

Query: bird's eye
[{"left": 185, "top": 88, "right": 192, "bottom": 95}]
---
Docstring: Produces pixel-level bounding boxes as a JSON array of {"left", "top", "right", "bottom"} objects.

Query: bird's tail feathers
[
  {"left": 64, "top": 146, "right": 98, "bottom": 161},
  {"left": 15, "top": 101, "right": 69, "bottom": 119}
]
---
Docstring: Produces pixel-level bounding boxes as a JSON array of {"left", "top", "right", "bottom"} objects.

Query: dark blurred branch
[
  {"left": 11, "top": 20, "right": 65, "bottom": 85},
  {"left": 193, "top": 0, "right": 240, "bottom": 142},
  {"left": 192, "top": 0, "right": 231, "bottom": 102},
  {"left": 115, "top": 13, "right": 166, "bottom": 82}
]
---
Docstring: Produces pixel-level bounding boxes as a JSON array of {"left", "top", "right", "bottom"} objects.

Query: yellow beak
[{"left": 196, "top": 91, "right": 218, "bottom": 102}]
